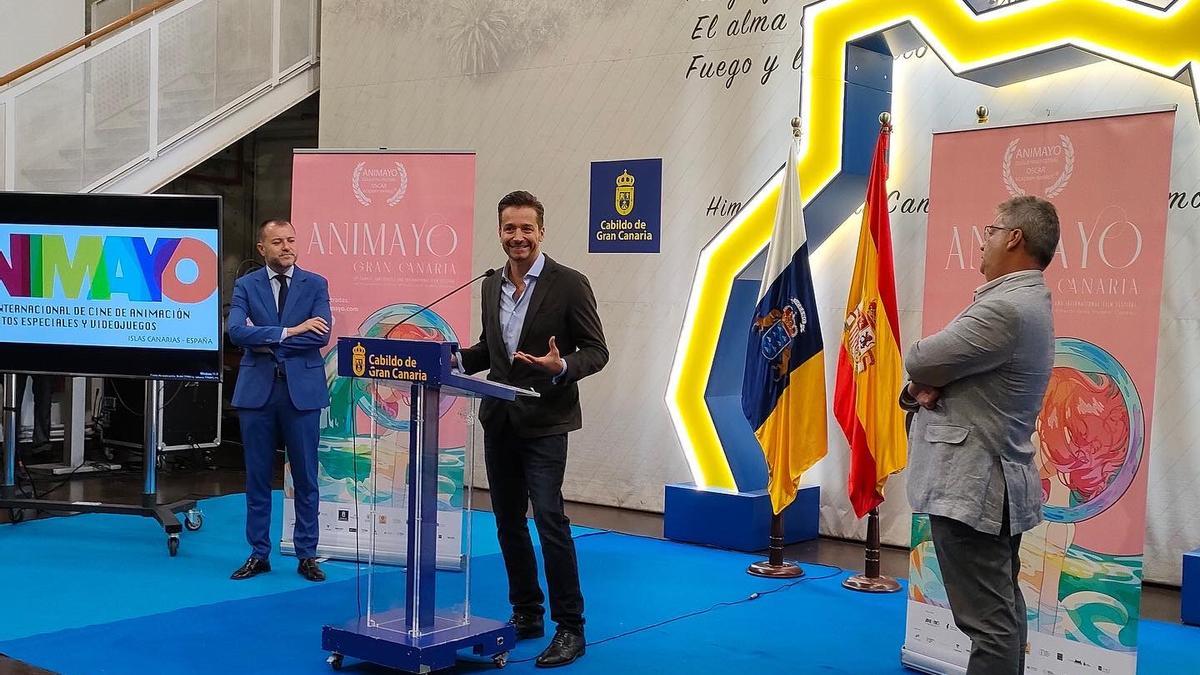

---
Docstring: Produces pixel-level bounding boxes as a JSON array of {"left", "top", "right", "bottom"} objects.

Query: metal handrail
[{"left": 0, "top": 0, "right": 181, "bottom": 87}]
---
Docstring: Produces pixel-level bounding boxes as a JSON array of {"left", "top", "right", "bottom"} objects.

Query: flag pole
[
  {"left": 842, "top": 111, "right": 902, "bottom": 594},
  {"left": 842, "top": 506, "right": 900, "bottom": 592},
  {"left": 747, "top": 116, "right": 807, "bottom": 580},
  {"left": 748, "top": 511, "right": 804, "bottom": 578}
]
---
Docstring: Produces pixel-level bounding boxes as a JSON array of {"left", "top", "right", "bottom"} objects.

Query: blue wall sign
[{"left": 588, "top": 158, "right": 662, "bottom": 254}]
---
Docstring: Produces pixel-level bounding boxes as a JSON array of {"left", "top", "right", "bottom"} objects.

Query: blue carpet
[
  {"left": 1, "top": 495, "right": 1197, "bottom": 674},
  {"left": 0, "top": 492, "right": 592, "bottom": 642}
]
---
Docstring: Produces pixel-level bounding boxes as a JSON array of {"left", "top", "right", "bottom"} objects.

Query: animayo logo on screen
[{"left": 0, "top": 233, "right": 216, "bottom": 302}]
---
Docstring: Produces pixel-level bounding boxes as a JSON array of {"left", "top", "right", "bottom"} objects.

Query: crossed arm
[
  {"left": 226, "top": 278, "right": 331, "bottom": 354},
  {"left": 901, "top": 298, "right": 1019, "bottom": 409}
]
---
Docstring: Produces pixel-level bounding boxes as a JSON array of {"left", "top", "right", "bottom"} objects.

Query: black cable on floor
[{"left": 503, "top": 528, "right": 846, "bottom": 664}]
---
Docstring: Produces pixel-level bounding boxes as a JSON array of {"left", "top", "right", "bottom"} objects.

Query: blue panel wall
[
  {"left": 705, "top": 279, "right": 770, "bottom": 491},
  {"left": 702, "top": 44, "right": 894, "bottom": 491}
]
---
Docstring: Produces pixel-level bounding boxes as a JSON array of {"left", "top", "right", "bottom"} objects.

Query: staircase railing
[
  {"left": 0, "top": 0, "right": 319, "bottom": 193},
  {"left": 0, "top": 0, "right": 181, "bottom": 88}
]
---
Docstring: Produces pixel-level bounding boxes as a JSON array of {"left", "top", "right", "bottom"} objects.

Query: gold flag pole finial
[
  {"left": 879, "top": 112, "right": 892, "bottom": 134},
  {"left": 976, "top": 105, "right": 990, "bottom": 124},
  {"left": 791, "top": 116, "right": 802, "bottom": 138}
]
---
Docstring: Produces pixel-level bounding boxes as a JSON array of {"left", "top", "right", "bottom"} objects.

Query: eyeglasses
[{"left": 983, "top": 224, "right": 1016, "bottom": 238}]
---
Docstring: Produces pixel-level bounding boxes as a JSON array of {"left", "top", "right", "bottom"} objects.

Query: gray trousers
[{"left": 929, "top": 503, "right": 1027, "bottom": 675}]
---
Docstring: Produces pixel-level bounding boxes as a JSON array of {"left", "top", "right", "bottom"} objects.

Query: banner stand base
[{"left": 900, "top": 648, "right": 966, "bottom": 675}]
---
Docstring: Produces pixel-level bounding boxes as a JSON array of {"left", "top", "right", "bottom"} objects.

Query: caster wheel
[
  {"left": 184, "top": 509, "right": 204, "bottom": 531},
  {"left": 493, "top": 651, "right": 509, "bottom": 668},
  {"left": 9, "top": 508, "right": 25, "bottom": 523},
  {"left": 167, "top": 534, "right": 180, "bottom": 557},
  {"left": 327, "top": 653, "right": 344, "bottom": 670}
]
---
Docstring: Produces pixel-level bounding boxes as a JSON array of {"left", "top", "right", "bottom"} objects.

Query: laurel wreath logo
[
  {"left": 1045, "top": 135, "right": 1074, "bottom": 198},
  {"left": 351, "top": 161, "right": 371, "bottom": 206},
  {"left": 386, "top": 162, "right": 409, "bottom": 206},
  {"left": 351, "top": 161, "right": 409, "bottom": 207},
  {"left": 1002, "top": 135, "right": 1074, "bottom": 199}
]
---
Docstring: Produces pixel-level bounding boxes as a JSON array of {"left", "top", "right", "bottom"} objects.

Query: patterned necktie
[{"left": 275, "top": 273, "right": 289, "bottom": 320}]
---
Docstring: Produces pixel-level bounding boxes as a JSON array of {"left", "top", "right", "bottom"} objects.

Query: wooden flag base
[
  {"left": 747, "top": 513, "right": 804, "bottom": 578},
  {"left": 843, "top": 507, "right": 902, "bottom": 593},
  {"left": 842, "top": 572, "right": 901, "bottom": 592},
  {"left": 748, "top": 559, "right": 804, "bottom": 578}
]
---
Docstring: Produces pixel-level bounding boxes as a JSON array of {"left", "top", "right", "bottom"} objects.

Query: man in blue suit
[{"left": 227, "top": 218, "right": 331, "bottom": 582}]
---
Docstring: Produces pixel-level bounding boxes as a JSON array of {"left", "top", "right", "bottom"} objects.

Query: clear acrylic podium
[{"left": 322, "top": 337, "right": 536, "bottom": 672}]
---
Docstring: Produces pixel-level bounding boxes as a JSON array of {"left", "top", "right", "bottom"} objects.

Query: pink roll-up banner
[
  {"left": 282, "top": 150, "right": 475, "bottom": 566},
  {"left": 903, "top": 109, "right": 1175, "bottom": 675}
]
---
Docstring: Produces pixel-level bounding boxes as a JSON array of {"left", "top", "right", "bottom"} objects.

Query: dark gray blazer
[
  {"left": 459, "top": 255, "right": 608, "bottom": 438},
  {"left": 902, "top": 270, "right": 1054, "bottom": 535}
]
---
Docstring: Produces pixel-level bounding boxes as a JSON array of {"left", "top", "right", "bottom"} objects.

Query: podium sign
[
  {"left": 338, "top": 338, "right": 451, "bottom": 384},
  {"left": 323, "top": 337, "right": 530, "bottom": 672}
]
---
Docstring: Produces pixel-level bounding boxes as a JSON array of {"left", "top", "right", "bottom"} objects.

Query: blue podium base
[
  {"left": 1184, "top": 548, "right": 1200, "bottom": 626},
  {"left": 663, "top": 483, "right": 819, "bottom": 552},
  {"left": 322, "top": 612, "right": 516, "bottom": 672}
]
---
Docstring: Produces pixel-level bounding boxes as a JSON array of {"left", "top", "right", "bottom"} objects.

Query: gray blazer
[{"left": 903, "top": 270, "right": 1054, "bottom": 535}]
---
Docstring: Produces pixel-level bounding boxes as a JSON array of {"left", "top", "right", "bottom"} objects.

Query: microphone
[{"left": 394, "top": 268, "right": 496, "bottom": 327}]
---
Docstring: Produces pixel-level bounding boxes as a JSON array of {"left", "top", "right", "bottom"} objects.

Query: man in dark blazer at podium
[
  {"left": 227, "top": 218, "right": 331, "bottom": 583},
  {"left": 458, "top": 191, "right": 608, "bottom": 668}
]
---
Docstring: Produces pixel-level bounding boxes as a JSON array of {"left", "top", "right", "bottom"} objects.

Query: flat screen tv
[{"left": 0, "top": 192, "right": 222, "bottom": 381}]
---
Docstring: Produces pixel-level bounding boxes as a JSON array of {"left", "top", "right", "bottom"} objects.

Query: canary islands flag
[
  {"left": 833, "top": 123, "right": 907, "bottom": 519},
  {"left": 741, "top": 134, "right": 828, "bottom": 515}
]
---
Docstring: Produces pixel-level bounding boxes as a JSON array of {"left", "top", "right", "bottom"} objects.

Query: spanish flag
[
  {"left": 833, "top": 123, "right": 907, "bottom": 519},
  {"left": 742, "top": 133, "right": 828, "bottom": 515}
]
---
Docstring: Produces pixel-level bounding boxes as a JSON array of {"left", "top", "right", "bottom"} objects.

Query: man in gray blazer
[{"left": 903, "top": 195, "right": 1060, "bottom": 675}]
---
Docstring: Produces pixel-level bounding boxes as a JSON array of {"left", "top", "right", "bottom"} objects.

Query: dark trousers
[
  {"left": 237, "top": 377, "right": 321, "bottom": 560},
  {"left": 484, "top": 417, "right": 584, "bottom": 634},
  {"left": 929, "top": 500, "right": 1026, "bottom": 675},
  {"left": 14, "top": 374, "right": 52, "bottom": 446}
]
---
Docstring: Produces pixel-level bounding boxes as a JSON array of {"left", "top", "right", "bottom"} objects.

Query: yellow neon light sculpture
[{"left": 667, "top": 0, "right": 1200, "bottom": 489}]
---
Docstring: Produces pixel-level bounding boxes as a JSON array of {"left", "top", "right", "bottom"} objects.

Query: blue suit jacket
[{"left": 227, "top": 266, "right": 332, "bottom": 411}]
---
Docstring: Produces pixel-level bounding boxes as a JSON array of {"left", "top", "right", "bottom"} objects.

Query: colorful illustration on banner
[
  {"left": 311, "top": 303, "right": 466, "bottom": 510},
  {"left": 1018, "top": 337, "right": 1144, "bottom": 650},
  {"left": 1036, "top": 338, "right": 1143, "bottom": 523},
  {"left": 909, "top": 337, "right": 1147, "bottom": 652},
  {"left": 289, "top": 150, "right": 476, "bottom": 564},
  {"left": 910, "top": 107, "right": 1173, "bottom": 672}
]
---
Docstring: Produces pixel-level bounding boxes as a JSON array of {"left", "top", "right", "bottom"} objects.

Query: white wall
[
  {"left": 0, "top": 0, "right": 86, "bottom": 76},
  {"left": 320, "top": 0, "right": 821, "bottom": 512},
  {"left": 319, "top": 0, "right": 1200, "bottom": 583}
]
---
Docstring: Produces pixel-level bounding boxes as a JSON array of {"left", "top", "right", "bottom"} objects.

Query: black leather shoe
[
  {"left": 535, "top": 629, "right": 585, "bottom": 668},
  {"left": 508, "top": 613, "right": 545, "bottom": 640},
  {"left": 230, "top": 557, "right": 270, "bottom": 580},
  {"left": 298, "top": 557, "right": 326, "bottom": 582}
]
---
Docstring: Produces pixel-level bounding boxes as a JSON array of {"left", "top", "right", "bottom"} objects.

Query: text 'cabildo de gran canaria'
[{"left": 367, "top": 354, "right": 428, "bottom": 381}]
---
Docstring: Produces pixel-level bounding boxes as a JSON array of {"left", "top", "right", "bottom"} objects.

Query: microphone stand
[{"left": 394, "top": 268, "right": 496, "bottom": 327}]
